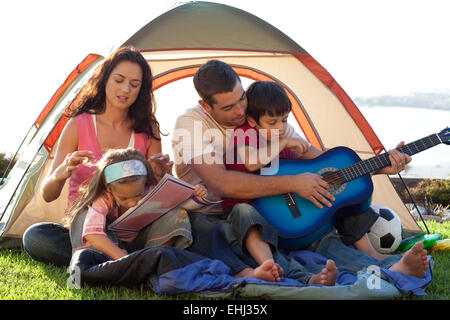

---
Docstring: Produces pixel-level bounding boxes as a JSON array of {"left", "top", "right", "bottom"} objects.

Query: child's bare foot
[
  {"left": 389, "top": 242, "right": 428, "bottom": 278},
  {"left": 275, "top": 262, "right": 284, "bottom": 279},
  {"left": 254, "top": 259, "right": 281, "bottom": 282},
  {"left": 308, "top": 260, "right": 338, "bottom": 286},
  {"left": 233, "top": 259, "right": 281, "bottom": 282}
]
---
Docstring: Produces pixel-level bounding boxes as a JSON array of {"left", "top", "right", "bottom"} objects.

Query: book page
[{"left": 109, "top": 174, "right": 194, "bottom": 232}]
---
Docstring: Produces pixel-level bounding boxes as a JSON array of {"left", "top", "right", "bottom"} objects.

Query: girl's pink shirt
[
  {"left": 82, "top": 185, "right": 153, "bottom": 244},
  {"left": 83, "top": 191, "right": 127, "bottom": 244}
]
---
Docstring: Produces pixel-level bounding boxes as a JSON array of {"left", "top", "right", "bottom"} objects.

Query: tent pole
[
  {"left": 1, "top": 126, "right": 33, "bottom": 183},
  {"left": 395, "top": 172, "right": 430, "bottom": 234},
  {"left": 380, "top": 147, "right": 430, "bottom": 234}
]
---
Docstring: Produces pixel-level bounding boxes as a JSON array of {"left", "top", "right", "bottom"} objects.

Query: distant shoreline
[
  {"left": 355, "top": 103, "right": 450, "bottom": 112},
  {"left": 353, "top": 92, "right": 450, "bottom": 111}
]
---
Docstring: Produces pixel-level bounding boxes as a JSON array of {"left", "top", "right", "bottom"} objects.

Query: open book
[{"left": 108, "top": 173, "right": 217, "bottom": 233}]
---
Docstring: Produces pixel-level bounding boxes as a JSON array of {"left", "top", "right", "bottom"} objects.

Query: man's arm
[{"left": 191, "top": 158, "right": 334, "bottom": 209}]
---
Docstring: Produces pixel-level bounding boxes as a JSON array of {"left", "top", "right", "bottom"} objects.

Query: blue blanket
[{"left": 69, "top": 246, "right": 432, "bottom": 299}]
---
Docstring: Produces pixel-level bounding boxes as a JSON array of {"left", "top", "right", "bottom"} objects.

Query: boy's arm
[
  {"left": 236, "top": 137, "right": 313, "bottom": 172},
  {"left": 292, "top": 143, "right": 323, "bottom": 159},
  {"left": 84, "top": 234, "right": 128, "bottom": 260},
  {"left": 235, "top": 142, "right": 286, "bottom": 172}
]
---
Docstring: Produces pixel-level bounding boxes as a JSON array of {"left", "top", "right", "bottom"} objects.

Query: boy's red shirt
[{"left": 222, "top": 123, "right": 295, "bottom": 211}]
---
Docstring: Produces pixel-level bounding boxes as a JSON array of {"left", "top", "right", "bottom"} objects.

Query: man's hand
[
  {"left": 376, "top": 141, "right": 412, "bottom": 175},
  {"left": 292, "top": 173, "right": 335, "bottom": 209}
]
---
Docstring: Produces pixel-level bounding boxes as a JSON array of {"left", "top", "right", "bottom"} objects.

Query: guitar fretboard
[{"left": 339, "top": 133, "right": 442, "bottom": 183}]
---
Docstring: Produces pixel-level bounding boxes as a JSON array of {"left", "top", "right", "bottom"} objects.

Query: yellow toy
[{"left": 432, "top": 239, "right": 450, "bottom": 252}]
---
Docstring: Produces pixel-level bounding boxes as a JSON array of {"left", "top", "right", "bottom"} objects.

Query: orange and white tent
[{"left": 0, "top": 1, "right": 421, "bottom": 247}]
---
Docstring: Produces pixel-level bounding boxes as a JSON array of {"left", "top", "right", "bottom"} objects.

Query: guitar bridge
[{"left": 282, "top": 193, "right": 302, "bottom": 218}]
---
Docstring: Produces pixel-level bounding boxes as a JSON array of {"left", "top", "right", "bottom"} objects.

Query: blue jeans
[
  {"left": 22, "top": 212, "right": 257, "bottom": 274},
  {"left": 199, "top": 203, "right": 315, "bottom": 283},
  {"left": 22, "top": 222, "right": 72, "bottom": 267},
  {"left": 309, "top": 227, "right": 402, "bottom": 274}
]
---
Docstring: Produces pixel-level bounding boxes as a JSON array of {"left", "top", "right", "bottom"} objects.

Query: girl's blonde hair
[{"left": 63, "top": 148, "right": 156, "bottom": 228}]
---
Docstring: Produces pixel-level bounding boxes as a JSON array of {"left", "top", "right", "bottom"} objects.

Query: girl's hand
[
  {"left": 54, "top": 150, "right": 94, "bottom": 181},
  {"left": 193, "top": 184, "right": 207, "bottom": 200}
]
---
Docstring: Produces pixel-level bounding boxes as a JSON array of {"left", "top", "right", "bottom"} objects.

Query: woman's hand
[
  {"left": 149, "top": 153, "right": 174, "bottom": 181},
  {"left": 53, "top": 150, "right": 94, "bottom": 181}
]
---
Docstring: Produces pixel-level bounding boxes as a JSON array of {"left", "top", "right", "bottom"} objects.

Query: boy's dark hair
[
  {"left": 193, "top": 60, "right": 240, "bottom": 107},
  {"left": 246, "top": 81, "right": 291, "bottom": 123}
]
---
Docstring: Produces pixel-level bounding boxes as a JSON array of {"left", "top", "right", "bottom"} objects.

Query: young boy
[
  {"left": 222, "top": 81, "right": 339, "bottom": 284},
  {"left": 223, "top": 80, "right": 403, "bottom": 264}
]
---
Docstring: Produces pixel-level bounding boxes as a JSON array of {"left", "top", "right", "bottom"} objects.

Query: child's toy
[
  {"left": 397, "top": 233, "right": 441, "bottom": 253},
  {"left": 368, "top": 205, "right": 402, "bottom": 254},
  {"left": 432, "top": 239, "right": 450, "bottom": 252}
]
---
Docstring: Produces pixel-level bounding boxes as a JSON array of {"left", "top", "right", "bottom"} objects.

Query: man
[{"left": 172, "top": 60, "right": 429, "bottom": 279}]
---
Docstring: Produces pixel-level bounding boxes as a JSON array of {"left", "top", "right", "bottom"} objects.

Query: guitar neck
[{"left": 339, "top": 133, "right": 443, "bottom": 183}]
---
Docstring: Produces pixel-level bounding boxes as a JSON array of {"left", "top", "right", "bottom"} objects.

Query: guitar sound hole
[{"left": 321, "top": 171, "right": 342, "bottom": 193}]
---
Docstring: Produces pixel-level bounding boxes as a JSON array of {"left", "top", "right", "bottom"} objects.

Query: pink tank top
[{"left": 67, "top": 113, "right": 151, "bottom": 205}]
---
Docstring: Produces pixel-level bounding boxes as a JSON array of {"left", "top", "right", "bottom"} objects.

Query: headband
[{"left": 104, "top": 159, "right": 147, "bottom": 184}]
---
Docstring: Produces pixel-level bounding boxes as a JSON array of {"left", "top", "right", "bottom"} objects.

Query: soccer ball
[{"left": 368, "top": 205, "right": 402, "bottom": 254}]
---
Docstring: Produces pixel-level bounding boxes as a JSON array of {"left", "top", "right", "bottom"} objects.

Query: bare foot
[
  {"left": 308, "top": 260, "right": 338, "bottom": 286},
  {"left": 234, "top": 260, "right": 281, "bottom": 282},
  {"left": 254, "top": 259, "right": 281, "bottom": 282},
  {"left": 275, "top": 262, "right": 284, "bottom": 279},
  {"left": 389, "top": 242, "right": 428, "bottom": 278}
]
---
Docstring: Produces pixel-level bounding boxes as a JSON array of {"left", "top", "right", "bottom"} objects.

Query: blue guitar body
[
  {"left": 252, "top": 128, "right": 449, "bottom": 250},
  {"left": 252, "top": 146, "right": 373, "bottom": 250}
]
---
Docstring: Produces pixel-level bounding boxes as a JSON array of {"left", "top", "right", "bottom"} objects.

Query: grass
[
  {"left": 0, "top": 221, "right": 448, "bottom": 300},
  {"left": 411, "top": 220, "right": 450, "bottom": 300}
]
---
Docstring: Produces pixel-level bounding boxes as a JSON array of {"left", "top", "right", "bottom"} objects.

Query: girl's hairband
[{"left": 104, "top": 159, "right": 147, "bottom": 184}]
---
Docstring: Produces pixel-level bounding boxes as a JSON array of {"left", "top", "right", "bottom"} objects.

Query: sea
[{"left": 358, "top": 106, "right": 449, "bottom": 179}]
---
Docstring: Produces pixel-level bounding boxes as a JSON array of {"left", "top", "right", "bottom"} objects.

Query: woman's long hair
[
  {"left": 67, "top": 46, "right": 160, "bottom": 140},
  {"left": 63, "top": 148, "right": 157, "bottom": 228}
]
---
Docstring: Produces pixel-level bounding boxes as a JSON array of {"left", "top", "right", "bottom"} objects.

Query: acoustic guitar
[{"left": 252, "top": 127, "right": 450, "bottom": 249}]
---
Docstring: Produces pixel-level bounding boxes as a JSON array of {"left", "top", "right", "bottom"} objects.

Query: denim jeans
[
  {"left": 195, "top": 203, "right": 315, "bottom": 283},
  {"left": 22, "top": 213, "right": 252, "bottom": 274},
  {"left": 22, "top": 222, "right": 72, "bottom": 267},
  {"left": 309, "top": 227, "right": 402, "bottom": 274}
]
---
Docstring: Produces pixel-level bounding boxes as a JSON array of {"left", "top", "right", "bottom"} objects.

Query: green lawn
[{"left": 0, "top": 221, "right": 448, "bottom": 300}]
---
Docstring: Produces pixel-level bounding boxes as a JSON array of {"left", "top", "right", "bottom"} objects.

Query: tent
[{"left": 0, "top": 1, "right": 422, "bottom": 248}]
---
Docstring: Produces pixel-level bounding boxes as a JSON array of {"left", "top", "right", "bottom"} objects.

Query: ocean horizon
[{"left": 358, "top": 105, "right": 449, "bottom": 179}]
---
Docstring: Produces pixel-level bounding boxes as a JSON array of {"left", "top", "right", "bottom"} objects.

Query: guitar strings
[{"left": 314, "top": 134, "right": 441, "bottom": 187}]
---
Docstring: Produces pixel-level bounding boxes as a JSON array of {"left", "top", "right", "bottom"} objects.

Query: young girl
[{"left": 66, "top": 148, "right": 206, "bottom": 260}]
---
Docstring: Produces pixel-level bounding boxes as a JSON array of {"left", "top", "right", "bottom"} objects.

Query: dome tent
[{"left": 0, "top": 1, "right": 421, "bottom": 247}]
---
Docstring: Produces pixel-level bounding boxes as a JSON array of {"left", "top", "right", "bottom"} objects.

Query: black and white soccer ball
[{"left": 368, "top": 205, "right": 402, "bottom": 254}]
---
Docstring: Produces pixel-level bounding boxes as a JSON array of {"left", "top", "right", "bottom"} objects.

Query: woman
[{"left": 23, "top": 46, "right": 172, "bottom": 266}]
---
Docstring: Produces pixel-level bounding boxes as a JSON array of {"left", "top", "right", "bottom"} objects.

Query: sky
[{"left": 1, "top": 0, "right": 450, "bottom": 156}]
